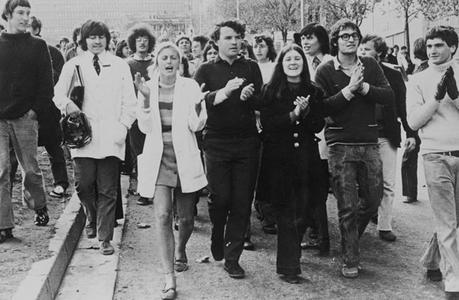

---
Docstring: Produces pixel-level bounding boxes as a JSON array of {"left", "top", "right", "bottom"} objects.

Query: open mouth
[{"left": 165, "top": 66, "right": 174, "bottom": 71}]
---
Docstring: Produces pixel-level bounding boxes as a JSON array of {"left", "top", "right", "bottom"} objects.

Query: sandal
[
  {"left": 174, "top": 259, "right": 189, "bottom": 272},
  {"left": 49, "top": 185, "right": 65, "bottom": 198},
  {"left": 160, "top": 286, "right": 176, "bottom": 300},
  {"left": 0, "top": 228, "right": 13, "bottom": 243}
]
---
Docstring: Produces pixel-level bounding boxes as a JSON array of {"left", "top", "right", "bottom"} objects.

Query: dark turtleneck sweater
[{"left": 0, "top": 31, "right": 54, "bottom": 120}]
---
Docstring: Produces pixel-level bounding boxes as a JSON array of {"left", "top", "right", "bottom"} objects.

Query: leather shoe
[
  {"left": 224, "top": 261, "right": 245, "bottom": 279},
  {"left": 403, "top": 196, "right": 418, "bottom": 203},
  {"left": 426, "top": 268, "right": 442, "bottom": 282},
  {"left": 243, "top": 239, "right": 255, "bottom": 251},
  {"left": 280, "top": 274, "right": 301, "bottom": 284},
  {"left": 100, "top": 241, "right": 114, "bottom": 255},
  {"left": 379, "top": 230, "right": 396, "bottom": 242}
]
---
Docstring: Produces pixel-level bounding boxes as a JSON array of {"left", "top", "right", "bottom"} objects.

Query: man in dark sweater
[
  {"left": 360, "top": 34, "right": 417, "bottom": 242},
  {"left": 194, "top": 20, "right": 263, "bottom": 279},
  {"left": 315, "top": 19, "right": 394, "bottom": 278},
  {"left": 125, "top": 23, "right": 155, "bottom": 205},
  {"left": 0, "top": 0, "right": 54, "bottom": 243}
]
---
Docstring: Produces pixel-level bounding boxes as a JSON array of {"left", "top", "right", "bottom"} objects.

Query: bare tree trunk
[
  {"left": 405, "top": 9, "right": 410, "bottom": 53},
  {"left": 282, "top": 29, "right": 287, "bottom": 43}
]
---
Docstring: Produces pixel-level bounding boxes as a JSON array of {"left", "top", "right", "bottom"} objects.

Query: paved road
[{"left": 114, "top": 158, "right": 445, "bottom": 300}]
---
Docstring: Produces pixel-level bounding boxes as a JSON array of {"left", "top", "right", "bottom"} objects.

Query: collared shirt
[
  {"left": 194, "top": 55, "right": 263, "bottom": 138},
  {"left": 306, "top": 53, "right": 333, "bottom": 81}
]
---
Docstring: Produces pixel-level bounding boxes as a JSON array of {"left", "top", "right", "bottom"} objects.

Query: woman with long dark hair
[{"left": 258, "top": 43, "right": 324, "bottom": 283}]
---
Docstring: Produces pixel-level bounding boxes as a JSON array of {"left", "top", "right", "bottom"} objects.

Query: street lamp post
[
  {"left": 237, "top": 0, "right": 240, "bottom": 19},
  {"left": 301, "top": 0, "right": 304, "bottom": 28}
]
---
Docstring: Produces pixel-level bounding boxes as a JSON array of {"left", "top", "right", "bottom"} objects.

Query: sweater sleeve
[
  {"left": 314, "top": 64, "right": 350, "bottom": 115},
  {"left": 363, "top": 59, "right": 394, "bottom": 105},
  {"left": 406, "top": 77, "right": 440, "bottom": 131},
  {"left": 32, "top": 40, "right": 54, "bottom": 117}
]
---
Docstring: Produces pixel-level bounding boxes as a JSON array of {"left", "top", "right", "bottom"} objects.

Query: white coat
[
  {"left": 53, "top": 51, "right": 137, "bottom": 160},
  {"left": 136, "top": 74, "right": 207, "bottom": 197}
]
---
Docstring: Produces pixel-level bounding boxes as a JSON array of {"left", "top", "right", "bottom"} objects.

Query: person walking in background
[
  {"left": 64, "top": 27, "right": 82, "bottom": 61},
  {"left": 406, "top": 25, "right": 459, "bottom": 300},
  {"left": 115, "top": 39, "right": 131, "bottom": 59},
  {"left": 315, "top": 19, "right": 394, "bottom": 278},
  {"left": 258, "top": 43, "right": 324, "bottom": 283},
  {"left": 134, "top": 42, "right": 207, "bottom": 300},
  {"left": 53, "top": 19, "right": 136, "bottom": 255},
  {"left": 190, "top": 35, "right": 209, "bottom": 71},
  {"left": 360, "top": 34, "right": 416, "bottom": 242},
  {"left": 294, "top": 22, "right": 332, "bottom": 254},
  {"left": 194, "top": 20, "right": 263, "bottom": 279},
  {"left": 125, "top": 23, "right": 156, "bottom": 205},
  {"left": 0, "top": 0, "right": 54, "bottom": 243}
]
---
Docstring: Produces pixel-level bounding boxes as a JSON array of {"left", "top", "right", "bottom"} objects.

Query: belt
[{"left": 432, "top": 151, "right": 459, "bottom": 157}]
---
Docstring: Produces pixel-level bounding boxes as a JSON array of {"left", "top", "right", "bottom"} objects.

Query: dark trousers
[
  {"left": 128, "top": 120, "right": 146, "bottom": 180},
  {"left": 328, "top": 144, "right": 382, "bottom": 267},
  {"left": 401, "top": 143, "right": 420, "bottom": 199},
  {"left": 74, "top": 157, "right": 119, "bottom": 242},
  {"left": 10, "top": 138, "right": 69, "bottom": 190},
  {"left": 204, "top": 136, "right": 260, "bottom": 262}
]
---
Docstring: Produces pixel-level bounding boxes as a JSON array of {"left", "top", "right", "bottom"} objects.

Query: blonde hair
[{"left": 147, "top": 41, "right": 182, "bottom": 79}]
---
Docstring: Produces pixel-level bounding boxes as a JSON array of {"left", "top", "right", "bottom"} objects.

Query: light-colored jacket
[
  {"left": 137, "top": 74, "right": 207, "bottom": 197},
  {"left": 53, "top": 51, "right": 136, "bottom": 160}
]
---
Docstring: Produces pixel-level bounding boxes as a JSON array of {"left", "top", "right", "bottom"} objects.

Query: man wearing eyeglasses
[{"left": 315, "top": 19, "right": 394, "bottom": 278}]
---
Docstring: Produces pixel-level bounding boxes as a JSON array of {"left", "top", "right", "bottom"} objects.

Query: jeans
[
  {"left": 74, "top": 157, "right": 119, "bottom": 242},
  {"left": 204, "top": 136, "right": 260, "bottom": 262},
  {"left": 377, "top": 138, "right": 397, "bottom": 231},
  {"left": 328, "top": 144, "right": 382, "bottom": 267},
  {"left": 401, "top": 141, "right": 420, "bottom": 199},
  {"left": 0, "top": 111, "right": 47, "bottom": 230},
  {"left": 423, "top": 153, "right": 459, "bottom": 292}
]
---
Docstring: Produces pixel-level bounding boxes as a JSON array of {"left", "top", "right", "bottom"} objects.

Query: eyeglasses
[
  {"left": 339, "top": 33, "right": 360, "bottom": 41},
  {"left": 136, "top": 37, "right": 148, "bottom": 42}
]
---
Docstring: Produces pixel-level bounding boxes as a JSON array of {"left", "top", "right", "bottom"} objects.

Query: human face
[
  {"left": 301, "top": 34, "right": 321, "bottom": 56},
  {"left": 135, "top": 36, "right": 149, "bottom": 54},
  {"left": 157, "top": 47, "right": 180, "bottom": 77},
  {"left": 206, "top": 47, "right": 218, "bottom": 62},
  {"left": 360, "top": 41, "right": 379, "bottom": 60},
  {"left": 191, "top": 41, "right": 203, "bottom": 58},
  {"left": 254, "top": 40, "right": 269, "bottom": 62},
  {"left": 400, "top": 48, "right": 408, "bottom": 56},
  {"left": 177, "top": 38, "right": 191, "bottom": 53},
  {"left": 86, "top": 35, "right": 107, "bottom": 55},
  {"left": 217, "top": 26, "right": 242, "bottom": 59},
  {"left": 6, "top": 6, "right": 30, "bottom": 34},
  {"left": 282, "top": 49, "right": 303, "bottom": 81},
  {"left": 337, "top": 27, "right": 360, "bottom": 55},
  {"left": 426, "top": 37, "right": 456, "bottom": 65},
  {"left": 122, "top": 45, "right": 131, "bottom": 58}
]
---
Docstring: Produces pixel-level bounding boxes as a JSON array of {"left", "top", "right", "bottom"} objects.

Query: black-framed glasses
[{"left": 339, "top": 33, "right": 360, "bottom": 41}]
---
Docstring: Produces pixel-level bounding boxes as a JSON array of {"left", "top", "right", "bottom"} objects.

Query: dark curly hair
[
  {"left": 329, "top": 19, "right": 362, "bottom": 56},
  {"left": 210, "top": 19, "right": 245, "bottom": 41},
  {"left": 126, "top": 23, "right": 156, "bottom": 53}
]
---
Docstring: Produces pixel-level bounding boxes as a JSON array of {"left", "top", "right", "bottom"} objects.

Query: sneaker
[
  {"left": 100, "top": 241, "right": 114, "bottom": 255},
  {"left": 34, "top": 206, "right": 49, "bottom": 226},
  {"left": 136, "top": 197, "right": 152, "bottom": 206},
  {"left": 224, "top": 261, "right": 245, "bottom": 279},
  {"left": 426, "top": 269, "right": 442, "bottom": 282},
  {"left": 49, "top": 185, "right": 65, "bottom": 198},
  {"left": 341, "top": 265, "right": 359, "bottom": 278},
  {"left": 379, "top": 230, "right": 397, "bottom": 242}
]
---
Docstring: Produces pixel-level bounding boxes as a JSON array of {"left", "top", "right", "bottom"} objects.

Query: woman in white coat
[{"left": 134, "top": 42, "right": 207, "bottom": 300}]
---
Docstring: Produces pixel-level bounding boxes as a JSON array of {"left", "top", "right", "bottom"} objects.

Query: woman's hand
[
  {"left": 134, "top": 72, "right": 151, "bottom": 108},
  {"left": 293, "top": 95, "right": 310, "bottom": 117}
]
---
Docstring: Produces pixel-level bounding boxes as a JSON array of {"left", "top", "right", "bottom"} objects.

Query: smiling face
[
  {"left": 427, "top": 37, "right": 456, "bottom": 65},
  {"left": 86, "top": 35, "right": 107, "bottom": 55},
  {"left": 157, "top": 47, "right": 180, "bottom": 77},
  {"left": 301, "top": 34, "right": 321, "bottom": 56},
  {"left": 282, "top": 49, "right": 303, "bottom": 81},
  {"left": 217, "top": 26, "right": 242, "bottom": 60},
  {"left": 254, "top": 40, "right": 269, "bottom": 62},
  {"left": 6, "top": 5, "right": 30, "bottom": 34},
  {"left": 337, "top": 27, "right": 360, "bottom": 55}
]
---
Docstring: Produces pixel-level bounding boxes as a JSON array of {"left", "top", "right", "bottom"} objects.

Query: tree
[
  {"left": 319, "top": 0, "right": 376, "bottom": 27},
  {"left": 418, "top": 0, "right": 459, "bottom": 21},
  {"left": 260, "top": 0, "right": 300, "bottom": 42},
  {"left": 391, "top": 0, "right": 422, "bottom": 53}
]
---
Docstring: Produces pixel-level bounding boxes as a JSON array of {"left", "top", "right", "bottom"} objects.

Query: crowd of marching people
[{"left": 1, "top": 0, "right": 459, "bottom": 299}]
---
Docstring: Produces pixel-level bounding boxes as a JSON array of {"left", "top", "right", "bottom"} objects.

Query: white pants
[{"left": 377, "top": 138, "right": 397, "bottom": 231}]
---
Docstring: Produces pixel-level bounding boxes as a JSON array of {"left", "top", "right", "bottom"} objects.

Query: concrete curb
[{"left": 13, "top": 194, "right": 85, "bottom": 300}]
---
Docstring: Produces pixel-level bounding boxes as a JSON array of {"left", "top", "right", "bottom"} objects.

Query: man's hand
[
  {"left": 435, "top": 69, "right": 449, "bottom": 101},
  {"left": 223, "top": 77, "right": 245, "bottom": 98},
  {"left": 446, "top": 67, "right": 458, "bottom": 100},
  {"left": 66, "top": 101, "right": 81, "bottom": 116},
  {"left": 293, "top": 95, "right": 310, "bottom": 117},
  {"left": 404, "top": 137, "right": 416, "bottom": 152},
  {"left": 240, "top": 83, "right": 254, "bottom": 101},
  {"left": 348, "top": 64, "right": 364, "bottom": 93},
  {"left": 134, "top": 72, "right": 150, "bottom": 108}
]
